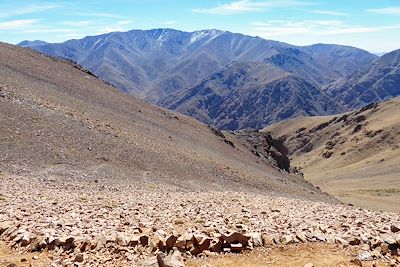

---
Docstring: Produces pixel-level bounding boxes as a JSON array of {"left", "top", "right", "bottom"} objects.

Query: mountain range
[{"left": 19, "top": 29, "right": 400, "bottom": 130}]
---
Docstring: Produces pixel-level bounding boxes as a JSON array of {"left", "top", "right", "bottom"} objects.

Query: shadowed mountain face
[
  {"left": 162, "top": 62, "right": 345, "bottom": 130},
  {"left": 19, "top": 29, "right": 380, "bottom": 130},
  {"left": 0, "top": 42, "right": 336, "bottom": 201},
  {"left": 326, "top": 49, "right": 400, "bottom": 108}
]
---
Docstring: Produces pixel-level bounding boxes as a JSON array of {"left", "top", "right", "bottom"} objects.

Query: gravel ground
[{"left": 0, "top": 173, "right": 399, "bottom": 266}]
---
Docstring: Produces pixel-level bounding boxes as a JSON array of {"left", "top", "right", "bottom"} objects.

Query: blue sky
[{"left": 0, "top": 0, "right": 399, "bottom": 53}]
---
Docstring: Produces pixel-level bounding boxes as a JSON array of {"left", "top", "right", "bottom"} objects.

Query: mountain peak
[{"left": 17, "top": 40, "right": 48, "bottom": 47}]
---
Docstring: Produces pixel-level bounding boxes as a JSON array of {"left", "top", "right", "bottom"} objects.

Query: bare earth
[{"left": 187, "top": 243, "right": 390, "bottom": 267}]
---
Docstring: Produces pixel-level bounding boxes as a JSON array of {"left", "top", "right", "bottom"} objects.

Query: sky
[{"left": 0, "top": 0, "right": 400, "bottom": 53}]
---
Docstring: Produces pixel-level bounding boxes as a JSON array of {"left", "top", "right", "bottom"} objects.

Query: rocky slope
[
  {"left": 3, "top": 38, "right": 399, "bottom": 267},
  {"left": 327, "top": 49, "right": 400, "bottom": 108},
  {"left": 265, "top": 97, "right": 400, "bottom": 212},
  {"left": 163, "top": 62, "right": 345, "bottom": 130},
  {"left": 1, "top": 173, "right": 399, "bottom": 266}
]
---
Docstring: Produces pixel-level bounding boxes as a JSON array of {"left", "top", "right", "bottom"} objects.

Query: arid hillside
[
  {"left": 265, "top": 98, "right": 400, "bottom": 212},
  {"left": 0, "top": 43, "right": 399, "bottom": 267},
  {"left": 0, "top": 42, "right": 332, "bottom": 201}
]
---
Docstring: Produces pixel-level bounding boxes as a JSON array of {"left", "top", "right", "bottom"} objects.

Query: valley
[
  {"left": 0, "top": 20, "right": 399, "bottom": 267},
  {"left": 265, "top": 98, "right": 400, "bottom": 212}
]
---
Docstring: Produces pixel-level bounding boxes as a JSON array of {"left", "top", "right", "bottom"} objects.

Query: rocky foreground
[{"left": 0, "top": 173, "right": 399, "bottom": 267}]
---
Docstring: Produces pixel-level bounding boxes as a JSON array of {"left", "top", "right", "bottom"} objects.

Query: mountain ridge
[
  {"left": 19, "top": 28, "right": 391, "bottom": 130},
  {"left": 326, "top": 49, "right": 400, "bottom": 108}
]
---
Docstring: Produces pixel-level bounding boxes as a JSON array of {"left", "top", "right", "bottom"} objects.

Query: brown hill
[
  {"left": 264, "top": 98, "right": 400, "bottom": 212},
  {"left": 0, "top": 42, "right": 333, "bottom": 202}
]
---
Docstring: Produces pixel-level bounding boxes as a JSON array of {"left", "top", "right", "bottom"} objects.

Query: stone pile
[{"left": 0, "top": 174, "right": 399, "bottom": 266}]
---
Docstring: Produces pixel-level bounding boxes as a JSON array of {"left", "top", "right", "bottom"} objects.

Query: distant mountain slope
[
  {"left": 20, "top": 29, "right": 377, "bottom": 101},
  {"left": 0, "top": 42, "right": 335, "bottom": 202},
  {"left": 326, "top": 49, "right": 400, "bottom": 108},
  {"left": 18, "top": 40, "right": 48, "bottom": 47},
  {"left": 264, "top": 97, "right": 400, "bottom": 212},
  {"left": 163, "top": 62, "right": 345, "bottom": 130},
  {"left": 20, "top": 29, "right": 292, "bottom": 99},
  {"left": 302, "top": 43, "right": 379, "bottom": 77},
  {"left": 20, "top": 28, "right": 380, "bottom": 130}
]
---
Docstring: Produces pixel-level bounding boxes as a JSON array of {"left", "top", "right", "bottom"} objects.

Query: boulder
[
  {"left": 348, "top": 237, "right": 361, "bottom": 246},
  {"left": 0, "top": 221, "right": 13, "bottom": 235},
  {"left": 358, "top": 251, "right": 372, "bottom": 261},
  {"left": 140, "top": 235, "right": 150, "bottom": 247},
  {"left": 166, "top": 235, "right": 178, "bottom": 250},
  {"left": 186, "top": 236, "right": 201, "bottom": 255},
  {"left": 149, "top": 235, "right": 164, "bottom": 252},
  {"left": 220, "top": 231, "right": 250, "bottom": 247},
  {"left": 311, "top": 233, "right": 327, "bottom": 242},
  {"left": 248, "top": 232, "right": 263, "bottom": 247},
  {"left": 77, "top": 238, "right": 91, "bottom": 252},
  {"left": 295, "top": 231, "right": 307, "bottom": 243},
  {"left": 209, "top": 238, "right": 222, "bottom": 253},
  {"left": 262, "top": 234, "right": 275, "bottom": 246},
  {"left": 74, "top": 254, "right": 84, "bottom": 263},
  {"left": 382, "top": 235, "right": 397, "bottom": 245},
  {"left": 281, "top": 235, "right": 293, "bottom": 245},
  {"left": 194, "top": 235, "right": 212, "bottom": 252},
  {"left": 2, "top": 226, "right": 18, "bottom": 239},
  {"left": 30, "top": 237, "right": 47, "bottom": 252},
  {"left": 63, "top": 236, "right": 76, "bottom": 251},
  {"left": 116, "top": 233, "right": 129, "bottom": 246},
  {"left": 20, "top": 233, "right": 32, "bottom": 247},
  {"left": 391, "top": 225, "right": 399, "bottom": 233},
  {"left": 47, "top": 236, "right": 61, "bottom": 250},
  {"left": 129, "top": 235, "right": 140, "bottom": 247},
  {"left": 174, "top": 235, "right": 187, "bottom": 252},
  {"left": 158, "top": 249, "right": 185, "bottom": 267}
]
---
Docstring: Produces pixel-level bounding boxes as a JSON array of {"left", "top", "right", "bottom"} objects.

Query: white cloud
[
  {"left": 62, "top": 21, "right": 95, "bottom": 27},
  {"left": 0, "top": 4, "right": 60, "bottom": 18},
  {"left": 367, "top": 6, "right": 400, "bottom": 15},
  {"left": 0, "top": 19, "right": 39, "bottom": 30},
  {"left": 117, "top": 20, "right": 134, "bottom": 26},
  {"left": 75, "top": 12, "right": 127, "bottom": 19},
  {"left": 192, "top": 0, "right": 310, "bottom": 15},
  {"left": 19, "top": 28, "right": 76, "bottom": 34},
  {"left": 14, "top": 4, "right": 60, "bottom": 15},
  {"left": 311, "top": 10, "right": 348, "bottom": 16},
  {"left": 162, "top": 21, "right": 177, "bottom": 26},
  {"left": 250, "top": 19, "right": 400, "bottom": 37}
]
